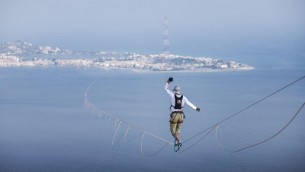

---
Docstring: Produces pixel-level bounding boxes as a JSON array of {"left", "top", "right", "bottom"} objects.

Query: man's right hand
[{"left": 167, "top": 77, "right": 174, "bottom": 83}]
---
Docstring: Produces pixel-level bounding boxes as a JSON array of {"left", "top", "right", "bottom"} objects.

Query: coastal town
[{"left": 0, "top": 41, "right": 253, "bottom": 72}]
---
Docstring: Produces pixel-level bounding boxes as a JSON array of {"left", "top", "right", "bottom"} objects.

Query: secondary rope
[
  {"left": 180, "top": 74, "right": 305, "bottom": 153},
  {"left": 84, "top": 76, "right": 173, "bottom": 157},
  {"left": 215, "top": 102, "right": 305, "bottom": 153},
  {"left": 84, "top": 74, "right": 305, "bottom": 154}
]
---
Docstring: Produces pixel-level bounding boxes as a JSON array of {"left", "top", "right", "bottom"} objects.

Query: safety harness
[
  {"left": 170, "top": 94, "right": 185, "bottom": 124},
  {"left": 170, "top": 94, "right": 184, "bottom": 111}
]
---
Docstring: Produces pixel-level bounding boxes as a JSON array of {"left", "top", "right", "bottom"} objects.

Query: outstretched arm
[{"left": 185, "top": 97, "right": 201, "bottom": 112}]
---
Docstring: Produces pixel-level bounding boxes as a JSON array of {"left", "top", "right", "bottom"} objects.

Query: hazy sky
[{"left": 1, "top": 0, "right": 304, "bottom": 55}]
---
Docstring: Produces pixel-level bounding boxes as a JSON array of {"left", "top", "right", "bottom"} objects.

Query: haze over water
[
  {"left": 1, "top": 51, "right": 304, "bottom": 172},
  {"left": 1, "top": 0, "right": 305, "bottom": 171}
]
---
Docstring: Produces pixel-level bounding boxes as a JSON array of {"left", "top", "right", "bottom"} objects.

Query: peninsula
[{"left": 0, "top": 41, "right": 254, "bottom": 72}]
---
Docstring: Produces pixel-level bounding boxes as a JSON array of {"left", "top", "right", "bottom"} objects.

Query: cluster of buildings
[{"left": 0, "top": 41, "right": 253, "bottom": 72}]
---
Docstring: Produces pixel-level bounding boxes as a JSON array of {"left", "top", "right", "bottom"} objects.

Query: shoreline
[
  {"left": 1, "top": 41, "right": 254, "bottom": 73},
  {"left": 0, "top": 65, "right": 255, "bottom": 73}
]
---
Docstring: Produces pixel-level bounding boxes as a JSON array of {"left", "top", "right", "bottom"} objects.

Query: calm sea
[{"left": 0, "top": 54, "right": 304, "bottom": 172}]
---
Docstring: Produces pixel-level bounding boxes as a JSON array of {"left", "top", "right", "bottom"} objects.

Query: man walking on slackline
[{"left": 164, "top": 77, "right": 200, "bottom": 151}]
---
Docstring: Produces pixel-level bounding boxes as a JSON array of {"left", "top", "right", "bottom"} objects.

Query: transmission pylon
[{"left": 163, "top": 16, "right": 170, "bottom": 54}]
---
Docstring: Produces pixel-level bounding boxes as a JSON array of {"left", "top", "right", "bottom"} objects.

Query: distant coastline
[{"left": 0, "top": 41, "right": 254, "bottom": 72}]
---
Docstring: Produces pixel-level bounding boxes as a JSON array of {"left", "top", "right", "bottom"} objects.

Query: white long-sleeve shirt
[{"left": 164, "top": 82, "right": 197, "bottom": 112}]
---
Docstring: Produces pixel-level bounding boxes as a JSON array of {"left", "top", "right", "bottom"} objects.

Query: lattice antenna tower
[{"left": 163, "top": 16, "right": 170, "bottom": 54}]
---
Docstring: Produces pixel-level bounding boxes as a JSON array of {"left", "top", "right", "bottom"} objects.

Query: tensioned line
[
  {"left": 84, "top": 76, "right": 173, "bottom": 157},
  {"left": 84, "top": 74, "right": 305, "bottom": 155},
  {"left": 179, "top": 75, "right": 305, "bottom": 153}
]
